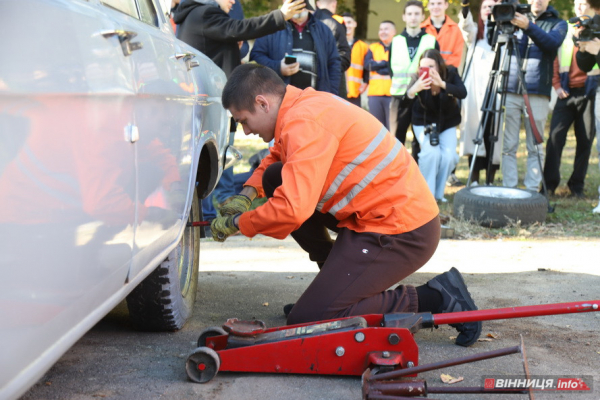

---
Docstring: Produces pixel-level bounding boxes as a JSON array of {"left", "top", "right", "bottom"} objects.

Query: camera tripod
[{"left": 466, "top": 26, "right": 554, "bottom": 212}]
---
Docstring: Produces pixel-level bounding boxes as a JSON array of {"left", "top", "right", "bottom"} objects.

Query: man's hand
[
  {"left": 555, "top": 87, "right": 569, "bottom": 99},
  {"left": 219, "top": 194, "right": 252, "bottom": 216},
  {"left": 511, "top": 12, "right": 530, "bottom": 30},
  {"left": 280, "top": 0, "right": 306, "bottom": 21},
  {"left": 280, "top": 58, "right": 300, "bottom": 76},
  {"left": 359, "top": 82, "right": 368, "bottom": 94},
  {"left": 579, "top": 38, "right": 600, "bottom": 55},
  {"left": 211, "top": 214, "right": 240, "bottom": 242}
]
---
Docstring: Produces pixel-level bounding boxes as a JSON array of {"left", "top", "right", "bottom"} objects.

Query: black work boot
[{"left": 426, "top": 267, "right": 482, "bottom": 347}]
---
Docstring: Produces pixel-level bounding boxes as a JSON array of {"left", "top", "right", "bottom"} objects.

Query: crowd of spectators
[{"left": 170, "top": 0, "right": 600, "bottom": 214}]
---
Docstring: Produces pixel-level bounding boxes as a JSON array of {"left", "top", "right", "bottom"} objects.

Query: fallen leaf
[
  {"left": 487, "top": 332, "right": 499, "bottom": 339},
  {"left": 449, "top": 336, "right": 457, "bottom": 340},
  {"left": 441, "top": 373, "right": 464, "bottom": 384},
  {"left": 262, "top": 302, "right": 269, "bottom": 307},
  {"left": 478, "top": 338, "right": 493, "bottom": 342},
  {"left": 286, "top": 276, "right": 295, "bottom": 279}
]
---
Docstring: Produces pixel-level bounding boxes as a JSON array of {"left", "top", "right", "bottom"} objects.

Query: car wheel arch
[{"left": 196, "top": 140, "right": 220, "bottom": 200}]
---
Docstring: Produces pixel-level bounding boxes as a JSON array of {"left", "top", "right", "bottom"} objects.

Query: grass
[{"left": 232, "top": 124, "right": 600, "bottom": 240}]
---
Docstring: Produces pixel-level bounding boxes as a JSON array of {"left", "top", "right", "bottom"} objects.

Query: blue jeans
[{"left": 413, "top": 125, "right": 458, "bottom": 200}]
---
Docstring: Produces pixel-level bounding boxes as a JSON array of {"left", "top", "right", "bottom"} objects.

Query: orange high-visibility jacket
[
  {"left": 367, "top": 42, "right": 393, "bottom": 96},
  {"left": 239, "top": 86, "right": 439, "bottom": 239},
  {"left": 347, "top": 39, "right": 370, "bottom": 99},
  {"left": 421, "top": 16, "right": 464, "bottom": 68}
]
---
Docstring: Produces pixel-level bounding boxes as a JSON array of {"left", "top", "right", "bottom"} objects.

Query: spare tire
[{"left": 453, "top": 186, "right": 548, "bottom": 228}]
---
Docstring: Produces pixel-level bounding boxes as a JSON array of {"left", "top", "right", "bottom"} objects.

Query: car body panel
[{"left": 0, "top": 0, "right": 229, "bottom": 398}]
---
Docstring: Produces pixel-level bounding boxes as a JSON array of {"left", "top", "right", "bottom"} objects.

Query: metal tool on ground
[
  {"left": 362, "top": 336, "right": 534, "bottom": 399},
  {"left": 185, "top": 300, "right": 599, "bottom": 393}
]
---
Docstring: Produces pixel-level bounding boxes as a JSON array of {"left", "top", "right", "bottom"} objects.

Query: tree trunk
[{"left": 354, "top": 0, "right": 369, "bottom": 40}]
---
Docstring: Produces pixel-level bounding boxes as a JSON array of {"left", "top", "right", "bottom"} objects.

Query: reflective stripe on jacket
[
  {"left": 347, "top": 39, "right": 370, "bottom": 98},
  {"left": 367, "top": 42, "right": 392, "bottom": 96},
  {"left": 390, "top": 34, "right": 436, "bottom": 96},
  {"left": 421, "top": 16, "right": 464, "bottom": 68},
  {"left": 239, "top": 86, "right": 439, "bottom": 239}
]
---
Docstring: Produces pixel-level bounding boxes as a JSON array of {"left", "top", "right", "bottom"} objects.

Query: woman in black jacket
[{"left": 402, "top": 49, "right": 467, "bottom": 201}]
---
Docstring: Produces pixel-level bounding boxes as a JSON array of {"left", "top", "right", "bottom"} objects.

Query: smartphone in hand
[
  {"left": 418, "top": 66, "right": 430, "bottom": 80},
  {"left": 284, "top": 55, "right": 297, "bottom": 65}
]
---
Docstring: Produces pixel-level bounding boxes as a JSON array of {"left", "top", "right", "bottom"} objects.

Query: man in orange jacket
[
  {"left": 210, "top": 63, "right": 482, "bottom": 347},
  {"left": 421, "top": 0, "right": 464, "bottom": 69}
]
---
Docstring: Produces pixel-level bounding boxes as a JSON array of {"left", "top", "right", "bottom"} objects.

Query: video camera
[
  {"left": 570, "top": 15, "right": 600, "bottom": 43},
  {"left": 492, "top": 0, "right": 531, "bottom": 23},
  {"left": 491, "top": 0, "right": 531, "bottom": 35}
]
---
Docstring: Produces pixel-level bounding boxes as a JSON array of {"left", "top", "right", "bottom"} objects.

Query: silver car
[{"left": 0, "top": 0, "right": 235, "bottom": 398}]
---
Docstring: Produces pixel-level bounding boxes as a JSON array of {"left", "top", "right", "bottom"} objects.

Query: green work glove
[
  {"left": 211, "top": 214, "right": 240, "bottom": 242},
  {"left": 219, "top": 194, "right": 252, "bottom": 216}
]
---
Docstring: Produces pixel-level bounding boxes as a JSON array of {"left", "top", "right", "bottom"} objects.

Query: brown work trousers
[{"left": 262, "top": 162, "right": 440, "bottom": 325}]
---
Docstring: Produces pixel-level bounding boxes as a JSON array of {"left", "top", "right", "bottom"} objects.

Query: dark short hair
[
  {"left": 222, "top": 64, "right": 287, "bottom": 112},
  {"left": 404, "top": 0, "right": 424, "bottom": 13},
  {"left": 587, "top": 0, "right": 600, "bottom": 10},
  {"left": 380, "top": 20, "right": 396, "bottom": 27},
  {"left": 341, "top": 11, "right": 354, "bottom": 18}
]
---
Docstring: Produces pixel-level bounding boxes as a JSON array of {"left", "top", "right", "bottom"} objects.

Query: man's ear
[{"left": 255, "top": 95, "right": 269, "bottom": 112}]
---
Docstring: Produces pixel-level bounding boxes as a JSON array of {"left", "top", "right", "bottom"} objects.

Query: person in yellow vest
[
  {"left": 364, "top": 21, "right": 397, "bottom": 129},
  {"left": 421, "top": 0, "right": 464, "bottom": 69},
  {"left": 389, "top": 0, "right": 438, "bottom": 146},
  {"left": 543, "top": 0, "right": 599, "bottom": 198},
  {"left": 342, "top": 12, "right": 369, "bottom": 108}
]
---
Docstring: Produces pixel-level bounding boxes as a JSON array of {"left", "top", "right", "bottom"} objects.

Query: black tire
[
  {"left": 453, "top": 186, "right": 547, "bottom": 228},
  {"left": 126, "top": 189, "right": 201, "bottom": 331},
  {"left": 186, "top": 347, "right": 220, "bottom": 383},
  {"left": 197, "top": 326, "right": 227, "bottom": 348}
]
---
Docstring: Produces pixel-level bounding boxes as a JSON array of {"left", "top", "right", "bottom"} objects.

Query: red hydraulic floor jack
[{"left": 185, "top": 300, "right": 599, "bottom": 397}]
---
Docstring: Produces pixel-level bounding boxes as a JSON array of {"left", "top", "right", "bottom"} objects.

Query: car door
[
  {"left": 0, "top": 0, "right": 137, "bottom": 397},
  {"left": 98, "top": 0, "right": 200, "bottom": 279}
]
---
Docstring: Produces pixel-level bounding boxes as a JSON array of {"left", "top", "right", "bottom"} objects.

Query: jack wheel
[
  {"left": 186, "top": 346, "right": 220, "bottom": 383},
  {"left": 197, "top": 326, "right": 227, "bottom": 347}
]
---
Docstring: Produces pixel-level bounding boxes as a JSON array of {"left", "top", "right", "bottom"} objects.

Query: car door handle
[
  {"left": 100, "top": 30, "right": 143, "bottom": 56},
  {"left": 172, "top": 53, "right": 200, "bottom": 70}
]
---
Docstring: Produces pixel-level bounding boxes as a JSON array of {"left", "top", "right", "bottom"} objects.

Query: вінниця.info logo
[{"left": 483, "top": 376, "right": 593, "bottom": 392}]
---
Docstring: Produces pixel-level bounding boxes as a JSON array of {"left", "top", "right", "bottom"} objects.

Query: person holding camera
[
  {"left": 402, "top": 49, "right": 467, "bottom": 201},
  {"left": 543, "top": 0, "right": 598, "bottom": 199},
  {"left": 495, "top": 0, "right": 567, "bottom": 191},
  {"left": 250, "top": 2, "right": 341, "bottom": 94},
  {"left": 575, "top": 0, "right": 600, "bottom": 213}
]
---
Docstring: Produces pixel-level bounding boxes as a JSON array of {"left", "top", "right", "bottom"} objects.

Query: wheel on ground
[
  {"left": 197, "top": 326, "right": 227, "bottom": 347},
  {"left": 453, "top": 186, "right": 547, "bottom": 228},
  {"left": 126, "top": 188, "right": 201, "bottom": 331},
  {"left": 186, "top": 346, "right": 220, "bottom": 383}
]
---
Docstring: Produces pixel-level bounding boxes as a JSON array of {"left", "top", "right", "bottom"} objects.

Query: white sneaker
[
  {"left": 593, "top": 203, "right": 600, "bottom": 214},
  {"left": 470, "top": 181, "right": 479, "bottom": 187}
]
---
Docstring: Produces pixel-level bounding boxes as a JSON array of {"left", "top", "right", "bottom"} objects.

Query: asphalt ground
[{"left": 21, "top": 235, "right": 600, "bottom": 400}]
